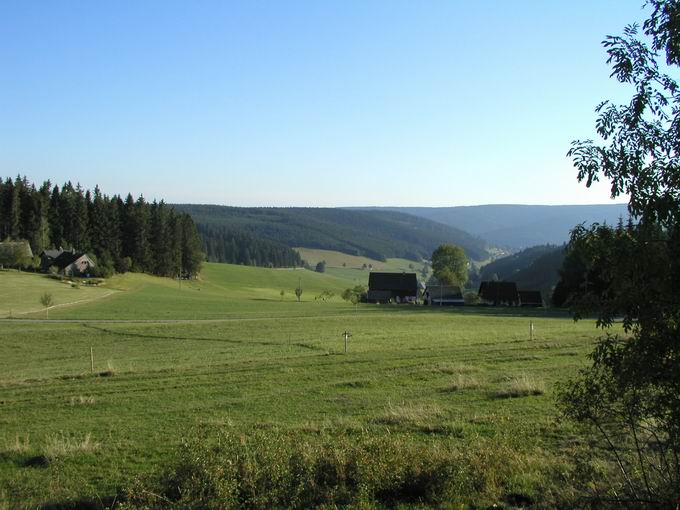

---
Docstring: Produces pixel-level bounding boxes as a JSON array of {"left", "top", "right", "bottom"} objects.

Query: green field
[
  {"left": 0, "top": 271, "right": 118, "bottom": 318},
  {"left": 295, "top": 248, "right": 427, "bottom": 272},
  {"left": 0, "top": 263, "right": 606, "bottom": 508},
  {"left": 295, "top": 248, "right": 430, "bottom": 287}
]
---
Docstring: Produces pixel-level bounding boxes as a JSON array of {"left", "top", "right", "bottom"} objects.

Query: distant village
[
  {"left": 366, "top": 271, "right": 543, "bottom": 307},
  {"left": 1, "top": 239, "right": 545, "bottom": 307}
]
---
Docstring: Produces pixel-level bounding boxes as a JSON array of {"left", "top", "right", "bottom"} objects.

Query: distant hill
[
  {"left": 358, "top": 204, "right": 629, "bottom": 250},
  {"left": 478, "top": 244, "right": 566, "bottom": 304},
  {"left": 173, "top": 205, "right": 489, "bottom": 262}
]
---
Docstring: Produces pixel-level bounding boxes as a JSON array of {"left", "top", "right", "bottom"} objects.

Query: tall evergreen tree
[{"left": 0, "top": 175, "right": 206, "bottom": 277}]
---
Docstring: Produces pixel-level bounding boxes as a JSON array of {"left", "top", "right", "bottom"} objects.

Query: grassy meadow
[
  {"left": 0, "top": 261, "right": 607, "bottom": 508},
  {"left": 0, "top": 271, "right": 117, "bottom": 319},
  {"left": 295, "top": 248, "right": 430, "bottom": 284}
]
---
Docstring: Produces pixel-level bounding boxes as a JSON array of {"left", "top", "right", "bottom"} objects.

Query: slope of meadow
[
  {"left": 296, "top": 248, "right": 430, "bottom": 285},
  {"left": 3, "top": 264, "right": 356, "bottom": 321},
  {"left": 0, "top": 271, "right": 118, "bottom": 318},
  {"left": 0, "top": 263, "right": 608, "bottom": 508}
]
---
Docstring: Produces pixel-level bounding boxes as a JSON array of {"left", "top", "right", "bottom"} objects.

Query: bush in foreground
[{"left": 120, "top": 427, "right": 576, "bottom": 509}]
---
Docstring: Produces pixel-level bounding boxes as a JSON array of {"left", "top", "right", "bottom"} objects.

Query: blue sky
[{"left": 0, "top": 1, "right": 647, "bottom": 206}]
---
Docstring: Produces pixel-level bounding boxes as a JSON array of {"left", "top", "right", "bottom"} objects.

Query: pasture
[{"left": 0, "top": 263, "right": 605, "bottom": 508}]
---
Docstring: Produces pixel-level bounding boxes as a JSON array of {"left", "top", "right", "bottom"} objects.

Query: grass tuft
[
  {"left": 431, "top": 362, "right": 478, "bottom": 375},
  {"left": 68, "top": 395, "right": 96, "bottom": 406},
  {"left": 44, "top": 433, "right": 100, "bottom": 459},
  {"left": 374, "top": 402, "right": 444, "bottom": 427},
  {"left": 442, "top": 374, "right": 484, "bottom": 392},
  {"left": 4, "top": 434, "right": 30, "bottom": 454},
  {"left": 494, "top": 374, "right": 546, "bottom": 399}
]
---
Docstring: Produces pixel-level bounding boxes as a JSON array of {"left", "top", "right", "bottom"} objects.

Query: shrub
[{"left": 121, "top": 428, "right": 570, "bottom": 509}]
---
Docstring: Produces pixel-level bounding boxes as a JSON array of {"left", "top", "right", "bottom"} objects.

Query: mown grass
[
  {"left": 295, "top": 248, "right": 427, "bottom": 272},
  {"left": 0, "top": 262, "right": 607, "bottom": 508},
  {"left": 0, "top": 270, "right": 116, "bottom": 318},
  {"left": 47, "top": 264, "right": 359, "bottom": 320}
]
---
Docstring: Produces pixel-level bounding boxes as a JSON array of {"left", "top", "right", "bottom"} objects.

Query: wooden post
[
  {"left": 529, "top": 321, "right": 534, "bottom": 341},
  {"left": 343, "top": 331, "right": 352, "bottom": 354},
  {"left": 90, "top": 346, "right": 94, "bottom": 374}
]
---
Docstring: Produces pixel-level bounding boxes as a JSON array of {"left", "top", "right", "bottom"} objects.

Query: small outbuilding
[
  {"left": 367, "top": 272, "right": 418, "bottom": 303},
  {"left": 425, "top": 285, "right": 464, "bottom": 306},
  {"left": 478, "top": 281, "right": 520, "bottom": 306},
  {"left": 41, "top": 248, "right": 95, "bottom": 276},
  {"left": 519, "top": 290, "right": 544, "bottom": 307}
]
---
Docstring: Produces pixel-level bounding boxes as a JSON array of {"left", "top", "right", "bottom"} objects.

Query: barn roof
[
  {"left": 426, "top": 285, "right": 463, "bottom": 300},
  {"left": 368, "top": 272, "right": 418, "bottom": 292},
  {"left": 53, "top": 251, "right": 92, "bottom": 269},
  {"left": 0, "top": 241, "right": 33, "bottom": 259},
  {"left": 41, "top": 249, "right": 63, "bottom": 259},
  {"left": 478, "top": 281, "right": 520, "bottom": 303},
  {"left": 519, "top": 290, "right": 543, "bottom": 305}
]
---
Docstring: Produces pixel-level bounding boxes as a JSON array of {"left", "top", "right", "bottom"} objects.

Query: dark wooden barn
[
  {"left": 478, "top": 281, "right": 520, "bottom": 306},
  {"left": 518, "top": 290, "right": 543, "bottom": 307},
  {"left": 367, "top": 272, "right": 418, "bottom": 303},
  {"left": 425, "top": 285, "right": 464, "bottom": 306}
]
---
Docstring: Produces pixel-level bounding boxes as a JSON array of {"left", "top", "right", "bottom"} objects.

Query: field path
[{"left": 10, "top": 290, "right": 120, "bottom": 317}]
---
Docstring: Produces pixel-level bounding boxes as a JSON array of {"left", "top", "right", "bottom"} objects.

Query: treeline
[
  {"left": 198, "top": 224, "right": 302, "bottom": 267},
  {"left": 173, "top": 204, "right": 490, "bottom": 262},
  {"left": 0, "top": 176, "right": 203, "bottom": 277}
]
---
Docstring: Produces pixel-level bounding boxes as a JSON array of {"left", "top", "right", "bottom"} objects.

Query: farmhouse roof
[
  {"left": 41, "top": 248, "right": 63, "bottom": 259},
  {"left": 0, "top": 241, "right": 33, "bottom": 258},
  {"left": 478, "top": 281, "right": 520, "bottom": 303},
  {"left": 518, "top": 290, "right": 543, "bottom": 306},
  {"left": 426, "top": 285, "right": 463, "bottom": 300},
  {"left": 53, "top": 251, "right": 92, "bottom": 270},
  {"left": 368, "top": 272, "right": 418, "bottom": 292}
]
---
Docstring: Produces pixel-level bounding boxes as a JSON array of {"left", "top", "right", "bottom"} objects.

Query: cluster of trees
[
  {"left": 198, "top": 224, "right": 302, "bottom": 268},
  {"left": 431, "top": 244, "right": 468, "bottom": 287},
  {"left": 557, "top": 1, "right": 680, "bottom": 506},
  {"left": 0, "top": 176, "right": 203, "bottom": 277},
  {"left": 341, "top": 285, "right": 367, "bottom": 305}
]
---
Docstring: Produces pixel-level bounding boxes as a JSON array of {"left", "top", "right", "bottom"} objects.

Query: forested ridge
[
  {"left": 197, "top": 223, "right": 302, "bottom": 267},
  {"left": 174, "top": 204, "right": 489, "bottom": 262},
  {"left": 0, "top": 176, "right": 203, "bottom": 277}
]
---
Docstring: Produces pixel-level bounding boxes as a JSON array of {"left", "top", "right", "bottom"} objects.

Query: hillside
[
  {"left": 173, "top": 205, "right": 489, "bottom": 262},
  {"left": 9, "top": 263, "right": 358, "bottom": 320},
  {"left": 479, "top": 245, "right": 566, "bottom": 304},
  {"left": 360, "top": 204, "right": 629, "bottom": 249}
]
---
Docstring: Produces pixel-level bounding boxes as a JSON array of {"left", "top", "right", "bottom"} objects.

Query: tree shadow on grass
[{"left": 81, "top": 324, "right": 325, "bottom": 352}]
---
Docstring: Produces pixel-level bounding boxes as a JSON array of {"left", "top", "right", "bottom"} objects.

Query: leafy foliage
[
  {"left": 121, "top": 428, "right": 561, "bottom": 510},
  {"left": 559, "top": 2, "right": 680, "bottom": 506},
  {"left": 431, "top": 244, "right": 468, "bottom": 286},
  {"left": 341, "top": 285, "right": 367, "bottom": 305}
]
